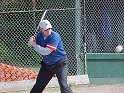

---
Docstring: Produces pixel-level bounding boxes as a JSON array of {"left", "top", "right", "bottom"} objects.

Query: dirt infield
[
  {"left": 3, "top": 84, "right": 124, "bottom": 93},
  {"left": 44, "top": 84, "right": 124, "bottom": 93}
]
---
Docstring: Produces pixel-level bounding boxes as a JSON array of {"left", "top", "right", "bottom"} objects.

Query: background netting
[{"left": 0, "top": 0, "right": 124, "bottom": 81}]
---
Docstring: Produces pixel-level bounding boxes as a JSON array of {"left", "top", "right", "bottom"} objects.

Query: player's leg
[
  {"left": 30, "top": 66, "right": 54, "bottom": 93},
  {"left": 56, "top": 63, "right": 73, "bottom": 93}
]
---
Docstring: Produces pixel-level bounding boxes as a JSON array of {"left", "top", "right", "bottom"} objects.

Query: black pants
[{"left": 30, "top": 56, "right": 73, "bottom": 93}]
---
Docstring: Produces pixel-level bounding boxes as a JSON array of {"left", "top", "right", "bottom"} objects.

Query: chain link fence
[
  {"left": 1, "top": 0, "right": 84, "bottom": 77},
  {"left": 86, "top": 0, "right": 124, "bottom": 53},
  {"left": 1, "top": 0, "right": 124, "bottom": 80}
]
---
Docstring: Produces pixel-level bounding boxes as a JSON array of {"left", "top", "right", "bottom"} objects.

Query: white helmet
[{"left": 39, "top": 20, "right": 52, "bottom": 30}]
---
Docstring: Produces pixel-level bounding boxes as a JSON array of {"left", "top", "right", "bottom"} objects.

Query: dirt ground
[
  {"left": 3, "top": 84, "right": 124, "bottom": 93},
  {"left": 44, "top": 84, "right": 124, "bottom": 93}
]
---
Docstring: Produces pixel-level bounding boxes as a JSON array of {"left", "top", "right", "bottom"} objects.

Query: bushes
[{"left": 1, "top": 42, "right": 41, "bottom": 67}]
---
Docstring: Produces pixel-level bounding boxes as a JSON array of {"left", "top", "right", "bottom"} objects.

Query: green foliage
[
  {"left": 0, "top": 42, "right": 15, "bottom": 64},
  {"left": 1, "top": 42, "right": 41, "bottom": 67}
]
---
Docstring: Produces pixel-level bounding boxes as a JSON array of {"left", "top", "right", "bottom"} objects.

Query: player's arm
[
  {"left": 34, "top": 37, "right": 58, "bottom": 55},
  {"left": 28, "top": 35, "right": 59, "bottom": 55},
  {"left": 34, "top": 45, "right": 53, "bottom": 55},
  {"left": 34, "top": 35, "right": 59, "bottom": 55},
  {"left": 28, "top": 36, "right": 53, "bottom": 55}
]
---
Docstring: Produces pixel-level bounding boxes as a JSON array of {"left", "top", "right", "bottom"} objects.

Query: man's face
[{"left": 40, "top": 28, "right": 51, "bottom": 37}]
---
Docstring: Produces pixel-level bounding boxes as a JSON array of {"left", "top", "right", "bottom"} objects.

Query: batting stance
[{"left": 28, "top": 20, "right": 73, "bottom": 93}]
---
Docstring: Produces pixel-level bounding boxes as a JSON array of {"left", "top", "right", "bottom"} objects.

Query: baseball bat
[
  {"left": 34, "top": 10, "right": 47, "bottom": 37},
  {"left": 28, "top": 10, "right": 47, "bottom": 46}
]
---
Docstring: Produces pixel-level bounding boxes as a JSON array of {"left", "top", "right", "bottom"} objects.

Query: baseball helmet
[{"left": 40, "top": 20, "right": 52, "bottom": 30}]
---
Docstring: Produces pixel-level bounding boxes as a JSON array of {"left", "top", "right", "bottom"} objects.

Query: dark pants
[{"left": 30, "top": 56, "right": 73, "bottom": 93}]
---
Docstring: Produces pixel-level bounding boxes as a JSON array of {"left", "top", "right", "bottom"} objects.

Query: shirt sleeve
[
  {"left": 46, "top": 34, "right": 60, "bottom": 51},
  {"left": 34, "top": 45, "right": 53, "bottom": 55}
]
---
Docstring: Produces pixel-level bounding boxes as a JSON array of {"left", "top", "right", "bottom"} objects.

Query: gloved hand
[{"left": 28, "top": 36, "right": 37, "bottom": 48}]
